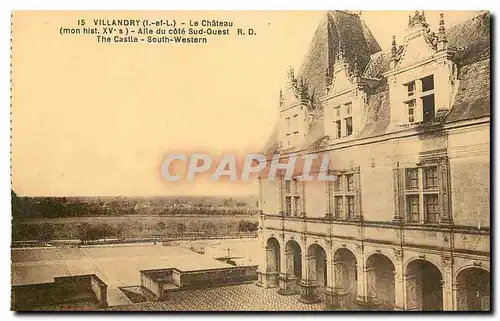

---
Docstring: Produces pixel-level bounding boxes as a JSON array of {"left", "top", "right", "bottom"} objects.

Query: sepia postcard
[{"left": 10, "top": 10, "right": 491, "bottom": 312}]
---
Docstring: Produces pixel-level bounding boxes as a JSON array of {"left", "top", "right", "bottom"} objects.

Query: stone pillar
[
  {"left": 452, "top": 281, "right": 461, "bottom": 311},
  {"left": 256, "top": 237, "right": 267, "bottom": 288},
  {"left": 299, "top": 254, "right": 320, "bottom": 303},
  {"left": 261, "top": 246, "right": 279, "bottom": 287},
  {"left": 442, "top": 267, "right": 454, "bottom": 311},
  {"left": 355, "top": 259, "right": 368, "bottom": 306},
  {"left": 324, "top": 254, "right": 336, "bottom": 309},
  {"left": 278, "top": 250, "right": 297, "bottom": 295},
  {"left": 441, "top": 254, "right": 454, "bottom": 311},
  {"left": 393, "top": 266, "right": 405, "bottom": 310},
  {"left": 366, "top": 266, "right": 379, "bottom": 305},
  {"left": 405, "top": 272, "right": 420, "bottom": 311},
  {"left": 334, "top": 259, "right": 349, "bottom": 309}
]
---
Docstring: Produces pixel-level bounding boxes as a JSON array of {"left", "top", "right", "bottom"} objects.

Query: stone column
[
  {"left": 324, "top": 254, "right": 336, "bottom": 309},
  {"left": 256, "top": 237, "right": 266, "bottom": 288},
  {"left": 442, "top": 267, "right": 454, "bottom": 310},
  {"left": 441, "top": 253, "right": 454, "bottom": 311},
  {"left": 393, "top": 249, "right": 405, "bottom": 310},
  {"left": 355, "top": 258, "right": 368, "bottom": 306},
  {"left": 334, "top": 259, "right": 349, "bottom": 309},
  {"left": 299, "top": 253, "right": 320, "bottom": 304},
  {"left": 366, "top": 266, "right": 378, "bottom": 304},
  {"left": 278, "top": 250, "right": 297, "bottom": 295},
  {"left": 263, "top": 246, "right": 279, "bottom": 287},
  {"left": 393, "top": 267, "right": 405, "bottom": 310}
]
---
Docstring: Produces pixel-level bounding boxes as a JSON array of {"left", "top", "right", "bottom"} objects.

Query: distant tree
[
  {"left": 155, "top": 222, "right": 166, "bottom": 230},
  {"left": 94, "top": 223, "right": 116, "bottom": 240},
  {"left": 11, "top": 190, "right": 25, "bottom": 218},
  {"left": 238, "top": 220, "right": 259, "bottom": 232},
  {"left": 77, "top": 223, "right": 92, "bottom": 244},
  {"left": 37, "top": 223, "right": 55, "bottom": 243},
  {"left": 116, "top": 222, "right": 127, "bottom": 239},
  {"left": 175, "top": 222, "right": 186, "bottom": 234},
  {"left": 201, "top": 221, "right": 216, "bottom": 235}
]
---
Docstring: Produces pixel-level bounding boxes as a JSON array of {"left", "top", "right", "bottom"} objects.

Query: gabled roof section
[
  {"left": 447, "top": 11, "right": 490, "bottom": 65},
  {"left": 444, "top": 11, "right": 490, "bottom": 123},
  {"left": 296, "top": 11, "right": 382, "bottom": 111}
]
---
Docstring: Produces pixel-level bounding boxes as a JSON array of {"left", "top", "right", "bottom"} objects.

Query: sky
[{"left": 11, "top": 10, "right": 482, "bottom": 197}]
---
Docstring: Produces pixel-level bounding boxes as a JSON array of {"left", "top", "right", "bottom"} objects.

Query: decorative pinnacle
[
  {"left": 422, "top": 10, "right": 426, "bottom": 21},
  {"left": 439, "top": 13, "right": 446, "bottom": 34},
  {"left": 391, "top": 35, "right": 397, "bottom": 57}
]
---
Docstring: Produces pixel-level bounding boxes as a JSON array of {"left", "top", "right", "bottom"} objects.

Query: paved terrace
[
  {"left": 107, "top": 283, "right": 329, "bottom": 311},
  {"left": 12, "top": 239, "right": 259, "bottom": 307}
]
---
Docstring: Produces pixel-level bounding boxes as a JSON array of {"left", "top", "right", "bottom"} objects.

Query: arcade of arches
[{"left": 257, "top": 237, "right": 490, "bottom": 311}]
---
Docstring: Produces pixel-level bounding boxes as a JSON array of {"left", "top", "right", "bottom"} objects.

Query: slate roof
[
  {"left": 296, "top": 11, "right": 382, "bottom": 111},
  {"left": 262, "top": 11, "right": 490, "bottom": 154}
]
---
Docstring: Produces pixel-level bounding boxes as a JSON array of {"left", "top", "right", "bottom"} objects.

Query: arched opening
[
  {"left": 366, "top": 254, "right": 395, "bottom": 308},
  {"left": 306, "top": 244, "right": 327, "bottom": 287},
  {"left": 456, "top": 267, "right": 490, "bottom": 311},
  {"left": 266, "top": 237, "right": 280, "bottom": 274},
  {"left": 333, "top": 248, "right": 358, "bottom": 308},
  {"left": 405, "top": 260, "right": 443, "bottom": 311},
  {"left": 285, "top": 240, "right": 302, "bottom": 279}
]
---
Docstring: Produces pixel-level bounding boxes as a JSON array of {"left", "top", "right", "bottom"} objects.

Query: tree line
[
  {"left": 11, "top": 191, "right": 259, "bottom": 218},
  {"left": 12, "top": 219, "right": 259, "bottom": 243}
]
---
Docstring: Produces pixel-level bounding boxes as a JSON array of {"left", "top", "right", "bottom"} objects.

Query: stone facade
[{"left": 257, "top": 11, "right": 490, "bottom": 311}]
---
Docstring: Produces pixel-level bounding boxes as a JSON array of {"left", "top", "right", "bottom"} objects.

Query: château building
[{"left": 256, "top": 11, "right": 490, "bottom": 311}]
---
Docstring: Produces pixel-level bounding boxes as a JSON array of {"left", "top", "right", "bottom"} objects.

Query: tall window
[
  {"left": 336, "top": 120, "right": 342, "bottom": 139},
  {"left": 345, "top": 103, "right": 352, "bottom": 116},
  {"left": 407, "top": 100, "right": 416, "bottom": 123},
  {"left": 403, "top": 75, "right": 435, "bottom": 124},
  {"left": 404, "top": 165, "right": 440, "bottom": 224},
  {"left": 284, "top": 178, "right": 301, "bottom": 217},
  {"left": 332, "top": 102, "right": 354, "bottom": 139},
  {"left": 345, "top": 117, "right": 353, "bottom": 137},
  {"left": 329, "top": 172, "right": 358, "bottom": 220}
]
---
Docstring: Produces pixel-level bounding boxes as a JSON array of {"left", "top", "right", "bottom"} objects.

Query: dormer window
[
  {"left": 332, "top": 103, "right": 353, "bottom": 139},
  {"left": 345, "top": 117, "right": 353, "bottom": 136},
  {"left": 406, "top": 81, "right": 415, "bottom": 97},
  {"left": 345, "top": 103, "right": 352, "bottom": 115},
  {"left": 336, "top": 120, "right": 342, "bottom": 139},
  {"left": 407, "top": 100, "right": 416, "bottom": 123},
  {"left": 421, "top": 75, "right": 434, "bottom": 92},
  {"left": 403, "top": 75, "right": 436, "bottom": 124}
]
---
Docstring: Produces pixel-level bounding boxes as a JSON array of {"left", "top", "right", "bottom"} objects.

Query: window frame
[
  {"left": 283, "top": 178, "right": 302, "bottom": 218},
  {"left": 402, "top": 74, "right": 436, "bottom": 125},
  {"left": 403, "top": 164, "right": 441, "bottom": 224},
  {"left": 328, "top": 169, "right": 360, "bottom": 221}
]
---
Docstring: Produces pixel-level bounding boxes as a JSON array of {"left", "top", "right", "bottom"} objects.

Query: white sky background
[{"left": 11, "top": 10, "right": 483, "bottom": 197}]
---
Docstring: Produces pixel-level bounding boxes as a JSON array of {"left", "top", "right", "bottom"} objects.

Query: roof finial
[
  {"left": 422, "top": 10, "right": 426, "bottom": 21},
  {"left": 408, "top": 15, "right": 412, "bottom": 26},
  {"left": 437, "top": 13, "right": 448, "bottom": 51},
  {"left": 439, "top": 13, "right": 446, "bottom": 34},
  {"left": 336, "top": 45, "right": 344, "bottom": 62},
  {"left": 391, "top": 35, "right": 397, "bottom": 57}
]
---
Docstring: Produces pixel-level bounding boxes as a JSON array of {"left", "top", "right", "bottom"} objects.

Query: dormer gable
[
  {"left": 327, "top": 47, "right": 361, "bottom": 95},
  {"left": 395, "top": 11, "right": 439, "bottom": 68},
  {"left": 384, "top": 12, "right": 459, "bottom": 129}
]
